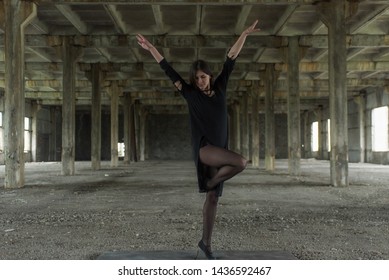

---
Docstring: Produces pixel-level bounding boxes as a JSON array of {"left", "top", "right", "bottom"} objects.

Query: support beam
[
  {"left": 1, "top": 0, "right": 36, "bottom": 188},
  {"left": 56, "top": 5, "right": 88, "bottom": 34},
  {"left": 235, "top": 5, "right": 253, "bottom": 34},
  {"left": 104, "top": 4, "right": 127, "bottom": 34}
]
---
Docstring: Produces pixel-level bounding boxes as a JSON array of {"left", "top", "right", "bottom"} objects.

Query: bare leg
[{"left": 200, "top": 145, "right": 247, "bottom": 189}]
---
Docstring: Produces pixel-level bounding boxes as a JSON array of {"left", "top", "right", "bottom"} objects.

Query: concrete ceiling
[{"left": 1, "top": 0, "right": 389, "bottom": 112}]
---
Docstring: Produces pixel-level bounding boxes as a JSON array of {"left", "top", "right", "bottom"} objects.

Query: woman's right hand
[{"left": 136, "top": 34, "right": 153, "bottom": 51}]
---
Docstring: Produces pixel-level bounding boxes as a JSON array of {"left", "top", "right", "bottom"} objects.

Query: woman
[{"left": 136, "top": 20, "right": 260, "bottom": 259}]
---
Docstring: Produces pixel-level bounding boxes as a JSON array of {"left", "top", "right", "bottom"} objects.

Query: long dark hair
[{"left": 189, "top": 60, "right": 213, "bottom": 88}]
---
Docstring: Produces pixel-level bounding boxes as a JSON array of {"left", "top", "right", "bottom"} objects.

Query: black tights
[{"left": 199, "top": 145, "right": 247, "bottom": 251}]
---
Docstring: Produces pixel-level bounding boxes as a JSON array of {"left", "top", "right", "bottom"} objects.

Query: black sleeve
[
  {"left": 220, "top": 56, "right": 236, "bottom": 82},
  {"left": 215, "top": 56, "right": 236, "bottom": 92},
  {"left": 159, "top": 58, "right": 185, "bottom": 85}
]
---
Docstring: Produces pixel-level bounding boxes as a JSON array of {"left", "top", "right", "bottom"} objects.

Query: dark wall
[
  {"left": 147, "top": 114, "right": 192, "bottom": 160},
  {"left": 258, "top": 113, "right": 288, "bottom": 159},
  {"left": 75, "top": 110, "right": 115, "bottom": 161},
  {"left": 39, "top": 109, "right": 288, "bottom": 162}
]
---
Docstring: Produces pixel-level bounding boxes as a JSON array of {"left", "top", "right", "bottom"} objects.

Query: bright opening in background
[
  {"left": 118, "top": 142, "right": 125, "bottom": 157},
  {"left": 327, "top": 119, "right": 331, "bottom": 152},
  {"left": 372, "top": 106, "right": 389, "bottom": 152},
  {"left": 311, "top": 121, "right": 319, "bottom": 152}
]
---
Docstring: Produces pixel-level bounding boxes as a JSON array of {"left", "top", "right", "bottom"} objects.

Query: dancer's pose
[{"left": 137, "top": 20, "right": 260, "bottom": 259}]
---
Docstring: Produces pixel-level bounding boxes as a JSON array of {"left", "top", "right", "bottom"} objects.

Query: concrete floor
[{"left": 1, "top": 159, "right": 389, "bottom": 260}]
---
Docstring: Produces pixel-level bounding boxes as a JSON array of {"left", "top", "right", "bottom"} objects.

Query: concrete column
[
  {"left": 109, "top": 82, "right": 121, "bottom": 167},
  {"left": 286, "top": 36, "right": 301, "bottom": 175},
  {"left": 314, "top": 107, "right": 323, "bottom": 159},
  {"left": 1, "top": 1, "right": 36, "bottom": 188},
  {"left": 123, "top": 94, "right": 132, "bottom": 164},
  {"left": 60, "top": 37, "right": 80, "bottom": 176},
  {"left": 31, "top": 101, "right": 41, "bottom": 162},
  {"left": 318, "top": 0, "right": 349, "bottom": 187},
  {"left": 302, "top": 110, "right": 310, "bottom": 158},
  {"left": 264, "top": 65, "right": 276, "bottom": 172},
  {"left": 90, "top": 63, "right": 102, "bottom": 170},
  {"left": 231, "top": 102, "right": 241, "bottom": 153},
  {"left": 49, "top": 107, "right": 58, "bottom": 161},
  {"left": 251, "top": 87, "right": 260, "bottom": 168},
  {"left": 241, "top": 94, "right": 250, "bottom": 159},
  {"left": 139, "top": 107, "right": 148, "bottom": 161},
  {"left": 129, "top": 101, "right": 138, "bottom": 162},
  {"left": 354, "top": 93, "right": 366, "bottom": 163}
]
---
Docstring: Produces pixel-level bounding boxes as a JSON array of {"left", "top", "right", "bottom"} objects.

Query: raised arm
[
  {"left": 136, "top": 34, "right": 164, "bottom": 63},
  {"left": 137, "top": 34, "right": 184, "bottom": 91},
  {"left": 228, "top": 20, "right": 260, "bottom": 60}
]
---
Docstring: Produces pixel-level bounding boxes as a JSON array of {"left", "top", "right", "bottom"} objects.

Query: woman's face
[{"left": 195, "top": 70, "right": 211, "bottom": 91}]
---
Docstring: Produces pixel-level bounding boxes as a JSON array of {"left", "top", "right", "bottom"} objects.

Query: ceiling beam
[
  {"left": 234, "top": 5, "right": 253, "bottom": 34},
  {"left": 152, "top": 5, "right": 165, "bottom": 34},
  {"left": 349, "top": 5, "right": 389, "bottom": 34},
  {"left": 56, "top": 5, "right": 88, "bottom": 34},
  {"left": 273, "top": 4, "right": 299, "bottom": 35},
  {"left": 26, "top": 47, "right": 54, "bottom": 62},
  {"left": 104, "top": 4, "right": 128, "bottom": 34}
]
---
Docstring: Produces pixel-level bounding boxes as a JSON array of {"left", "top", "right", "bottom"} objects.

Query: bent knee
[{"left": 237, "top": 157, "right": 248, "bottom": 172}]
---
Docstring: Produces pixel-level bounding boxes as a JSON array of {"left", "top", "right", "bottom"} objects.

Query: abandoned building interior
[
  {"left": 1, "top": 0, "right": 389, "bottom": 261},
  {"left": 2, "top": 0, "right": 388, "bottom": 189}
]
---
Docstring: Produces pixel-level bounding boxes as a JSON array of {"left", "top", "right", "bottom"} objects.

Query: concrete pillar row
[
  {"left": 0, "top": 0, "right": 37, "bottom": 188},
  {"left": 318, "top": 0, "right": 350, "bottom": 187}
]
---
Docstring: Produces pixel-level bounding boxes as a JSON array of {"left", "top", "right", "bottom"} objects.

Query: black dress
[{"left": 159, "top": 57, "right": 236, "bottom": 196}]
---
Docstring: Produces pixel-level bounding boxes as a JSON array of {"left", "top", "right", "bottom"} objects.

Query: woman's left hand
[{"left": 243, "top": 20, "right": 261, "bottom": 35}]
